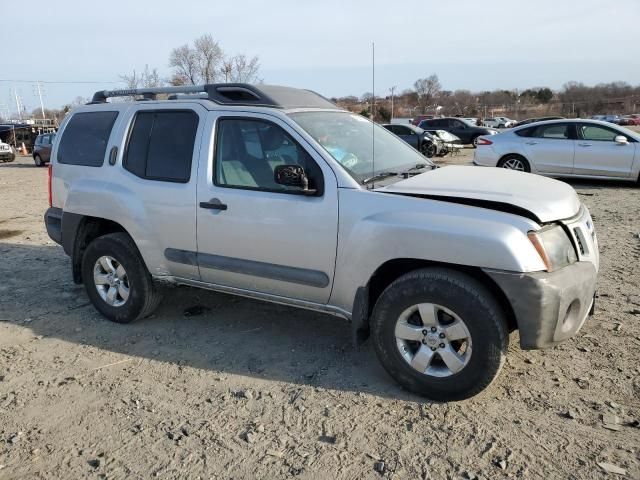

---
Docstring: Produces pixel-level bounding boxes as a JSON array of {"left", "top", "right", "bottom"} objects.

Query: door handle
[
  {"left": 199, "top": 198, "right": 227, "bottom": 210},
  {"left": 108, "top": 146, "right": 118, "bottom": 165},
  {"left": 525, "top": 141, "right": 538, "bottom": 145},
  {"left": 578, "top": 143, "right": 592, "bottom": 147}
]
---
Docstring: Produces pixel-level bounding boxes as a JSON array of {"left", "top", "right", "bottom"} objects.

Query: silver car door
[
  {"left": 573, "top": 123, "right": 636, "bottom": 178},
  {"left": 195, "top": 112, "right": 338, "bottom": 304},
  {"left": 522, "top": 122, "right": 574, "bottom": 174}
]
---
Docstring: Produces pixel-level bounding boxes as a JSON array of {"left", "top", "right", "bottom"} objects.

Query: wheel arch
[
  {"left": 352, "top": 258, "right": 517, "bottom": 343},
  {"left": 63, "top": 213, "right": 134, "bottom": 284}
]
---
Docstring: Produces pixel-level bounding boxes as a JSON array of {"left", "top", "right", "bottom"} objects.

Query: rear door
[
  {"left": 573, "top": 123, "right": 636, "bottom": 178},
  {"left": 522, "top": 122, "right": 575, "bottom": 174}
]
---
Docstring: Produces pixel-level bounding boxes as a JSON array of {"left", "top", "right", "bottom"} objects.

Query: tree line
[{"left": 335, "top": 74, "right": 640, "bottom": 122}]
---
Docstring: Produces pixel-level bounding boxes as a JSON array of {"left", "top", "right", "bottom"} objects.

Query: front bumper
[
  {"left": 484, "top": 261, "right": 597, "bottom": 349},
  {"left": 0, "top": 151, "right": 15, "bottom": 162}
]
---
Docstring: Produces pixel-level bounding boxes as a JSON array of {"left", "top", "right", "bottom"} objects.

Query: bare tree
[
  {"left": 193, "top": 34, "right": 224, "bottom": 83},
  {"left": 169, "top": 44, "right": 199, "bottom": 85},
  {"left": 223, "top": 54, "right": 261, "bottom": 83},
  {"left": 120, "top": 65, "right": 163, "bottom": 90},
  {"left": 414, "top": 74, "right": 441, "bottom": 110}
]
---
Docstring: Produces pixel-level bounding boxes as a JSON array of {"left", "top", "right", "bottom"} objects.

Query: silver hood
[{"left": 379, "top": 165, "right": 581, "bottom": 223}]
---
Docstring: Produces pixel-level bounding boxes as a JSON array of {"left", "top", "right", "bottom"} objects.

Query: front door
[
  {"left": 573, "top": 123, "right": 636, "bottom": 178},
  {"left": 394, "top": 125, "right": 420, "bottom": 149},
  {"left": 196, "top": 113, "right": 338, "bottom": 304},
  {"left": 522, "top": 122, "right": 575, "bottom": 174}
]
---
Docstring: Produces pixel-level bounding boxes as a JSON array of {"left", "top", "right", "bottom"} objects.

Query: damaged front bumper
[{"left": 484, "top": 261, "right": 597, "bottom": 349}]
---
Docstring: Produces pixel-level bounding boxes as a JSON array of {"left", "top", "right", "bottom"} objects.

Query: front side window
[
  {"left": 215, "top": 118, "right": 323, "bottom": 194},
  {"left": 578, "top": 124, "right": 622, "bottom": 142},
  {"left": 124, "top": 110, "right": 199, "bottom": 183},
  {"left": 57, "top": 111, "right": 118, "bottom": 166},
  {"left": 532, "top": 123, "right": 569, "bottom": 139}
]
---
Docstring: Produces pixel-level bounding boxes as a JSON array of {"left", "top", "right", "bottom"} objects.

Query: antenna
[{"left": 371, "top": 41, "right": 375, "bottom": 189}]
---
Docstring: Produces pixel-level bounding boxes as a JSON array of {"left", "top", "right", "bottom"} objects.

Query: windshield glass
[{"left": 289, "top": 111, "right": 434, "bottom": 183}]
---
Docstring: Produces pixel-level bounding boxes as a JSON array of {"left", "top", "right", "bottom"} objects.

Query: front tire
[
  {"left": 34, "top": 154, "right": 43, "bottom": 167},
  {"left": 82, "top": 233, "right": 161, "bottom": 324},
  {"left": 421, "top": 142, "right": 437, "bottom": 158},
  {"left": 471, "top": 136, "right": 480, "bottom": 148},
  {"left": 371, "top": 268, "right": 508, "bottom": 401}
]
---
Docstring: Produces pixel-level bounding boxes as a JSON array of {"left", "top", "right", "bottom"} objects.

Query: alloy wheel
[
  {"left": 93, "top": 256, "right": 130, "bottom": 307},
  {"left": 394, "top": 303, "right": 472, "bottom": 377}
]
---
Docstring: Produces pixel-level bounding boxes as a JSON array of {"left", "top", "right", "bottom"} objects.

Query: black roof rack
[{"left": 90, "top": 83, "right": 338, "bottom": 110}]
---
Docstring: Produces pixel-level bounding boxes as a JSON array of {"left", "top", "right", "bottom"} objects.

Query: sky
[{"left": 1, "top": 0, "right": 639, "bottom": 114}]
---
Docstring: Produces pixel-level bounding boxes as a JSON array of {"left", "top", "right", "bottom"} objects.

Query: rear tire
[
  {"left": 371, "top": 268, "right": 508, "bottom": 401},
  {"left": 498, "top": 154, "right": 530, "bottom": 173},
  {"left": 34, "top": 154, "right": 43, "bottom": 167},
  {"left": 81, "top": 233, "right": 162, "bottom": 324}
]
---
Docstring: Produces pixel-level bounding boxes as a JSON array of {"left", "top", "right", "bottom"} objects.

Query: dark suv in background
[
  {"left": 418, "top": 117, "right": 497, "bottom": 147},
  {"left": 33, "top": 133, "right": 56, "bottom": 166}
]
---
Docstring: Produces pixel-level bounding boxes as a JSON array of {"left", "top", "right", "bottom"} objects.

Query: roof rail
[{"left": 89, "top": 83, "right": 338, "bottom": 109}]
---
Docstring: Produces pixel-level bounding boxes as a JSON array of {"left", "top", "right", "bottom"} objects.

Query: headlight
[{"left": 528, "top": 225, "right": 577, "bottom": 272}]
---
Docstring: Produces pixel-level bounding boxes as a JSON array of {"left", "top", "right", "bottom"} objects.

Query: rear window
[
  {"left": 57, "top": 111, "right": 118, "bottom": 166},
  {"left": 123, "top": 110, "right": 199, "bottom": 183},
  {"left": 514, "top": 127, "right": 534, "bottom": 137}
]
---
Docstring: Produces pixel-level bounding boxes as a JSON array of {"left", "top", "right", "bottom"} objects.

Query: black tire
[
  {"left": 34, "top": 154, "right": 43, "bottom": 167},
  {"left": 371, "top": 268, "right": 508, "bottom": 401},
  {"left": 81, "top": 233, "right": 161, "bottom": 324},
  {"left": 421, "top": 142, "right": 437, "bottom": 158},
  {"left": 497, "top": 154, "right": 531, "bottom": 173},
  {"left": 471, "top": 136, "right": 480, "bottom": 148}
]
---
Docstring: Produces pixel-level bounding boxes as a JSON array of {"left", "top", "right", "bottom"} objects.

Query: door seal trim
[{"left": 164, "top": 248, "right": 330, "bottom": 288}]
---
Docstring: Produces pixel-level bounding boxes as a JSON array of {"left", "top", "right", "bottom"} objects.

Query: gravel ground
[{"left": 0, "top": 149, "right": 639, "bottom": 480}]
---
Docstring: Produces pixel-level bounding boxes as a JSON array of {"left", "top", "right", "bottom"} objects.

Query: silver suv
[{"left": 44, "top": 84, "right": 599, "bottom": 400}]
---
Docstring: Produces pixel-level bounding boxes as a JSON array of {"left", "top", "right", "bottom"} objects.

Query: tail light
[
  {"left": 47, "top": 163, "right": 53, "bottom": 207},
  {"left": 477, "top": 137, "right": 493, "bottom": 146}
]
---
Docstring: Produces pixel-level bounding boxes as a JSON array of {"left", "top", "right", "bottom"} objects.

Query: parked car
[
  {"left": 0, "top": 140, "right": 15, "bottom": 163},
  {"left": 422, "top": 129, "right": 464, "bottom": 156},
  {"left": 591, "top": 115, "right": 621, "bottom": 125},
  {"left": 474, "top": 119, "right": 640, "bottom": 181},
  {"left": 483, "top": 117, "right": 516, "bottom": 129},
  {"left": 411, "top": 114, "right": 435, "bottom": 126},
  {"left": 618, "top": 114, "right": 640, "bottom": 126},
  {"left": 33, "top": 133, "right": 56, "bottom": 166},
  {"left": 418, "top": 117, "right": 498, "bottom": 147},
  {"left": 45, "top": 83, "right": 598, "bottom": 401},
  {"left": 382, "top": 123, "right": 441, "bottom": 157},
  {"left": 512, "top": 116, "right": 564, "bottom": 128}
]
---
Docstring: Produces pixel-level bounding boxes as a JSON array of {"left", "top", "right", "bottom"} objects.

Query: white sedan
[{"left": 473, "top": 119, "right": 640, "bottom": 181}]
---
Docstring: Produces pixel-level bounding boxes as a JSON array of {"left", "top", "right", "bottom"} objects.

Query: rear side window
[
  {"left": 57, "top": 111, "right": 118, "bottom": 166},
  {"left": 124, "top": 110, "right": 199, "bottom": 183},
  {"left": 514, "top": 127, "right": 534, "bottom": 137},
  {"left": 532, "top": 123, "right": 569, "bottom": 139}
]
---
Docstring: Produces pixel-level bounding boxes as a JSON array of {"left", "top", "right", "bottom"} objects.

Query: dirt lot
[{"left": 1, "top": 149, "right": 639, "bottom": 480}]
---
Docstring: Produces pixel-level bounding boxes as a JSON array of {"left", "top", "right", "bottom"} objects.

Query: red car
[
  {"left": 619, "top": 114, "right": 640, "bottom": 126},
  {"left": 411, "top": 114, "right": 435, "bottom": 126}
]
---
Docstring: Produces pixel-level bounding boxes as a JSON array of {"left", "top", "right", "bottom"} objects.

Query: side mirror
[
  {"left": 274, "top": 165, "right": 317, "bottom": 195},
  {"left": 614, "top": 135, "right": 628, "bottom": 144}
]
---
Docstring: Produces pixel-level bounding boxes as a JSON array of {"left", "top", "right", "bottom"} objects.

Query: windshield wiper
[
  {"left": 363, "top": 171, "right": 398, "bottom": 185},
  {"left": 400, "top": 163, "right": 434, "bottom": 177}
]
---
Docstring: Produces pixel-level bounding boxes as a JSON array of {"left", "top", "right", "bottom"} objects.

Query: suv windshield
[{"left": 289, "top": 111, "right": 434, "bottom": 184}]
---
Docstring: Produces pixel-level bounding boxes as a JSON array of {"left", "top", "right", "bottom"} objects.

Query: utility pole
[
  {"left": 13, "top": 88, "right": 22, "bottom": 121},
  {"left": 36, "top": 81, "right": 46, "bottom": 119},
  {"left": 389, "top": 85, "right": 397, "bottom": 121}
]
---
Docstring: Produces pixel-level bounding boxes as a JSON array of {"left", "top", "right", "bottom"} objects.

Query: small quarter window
[
  {"left": 124, "top": 110, "right": 199, "bottom": 183},
  {"left": 57, "top": 111, "right": 118, "bottom": 166}
]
